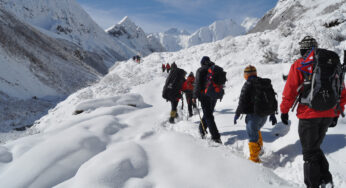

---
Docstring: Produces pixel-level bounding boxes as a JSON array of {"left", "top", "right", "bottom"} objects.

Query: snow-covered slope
[
  {"left": 0, "top": 7, "right": 104, "bottom": 130},
  {"left": 0, "top": 0, "right": 137, "bottom": 67},
  {"left": 107, "top": 16, "right": 165, "bottom": 56},
  {"left": 0, "top": 0, "right": 345, "bottom": 187},
  {"left": 153, "top": 19, "right": 245, "bottom": 52},
  {"left": 250, "top": 0, "right": 346, "bottom": 34}
]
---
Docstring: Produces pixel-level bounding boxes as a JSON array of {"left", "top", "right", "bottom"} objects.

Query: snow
[
  {"left": 241, "top": 17, "right": 260, "bottom": 32},
  {"left": 0, "top": 0, "right": 346, "bottom": 187}
]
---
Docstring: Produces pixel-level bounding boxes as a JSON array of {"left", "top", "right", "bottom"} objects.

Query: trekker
[
  {"left": 166, "top": 63, "right": 171, "bottom": 73},
  {"left": 280, "top": 36, "right": 346, "bottom": 188},
  {"left": 182, "top": 72, "right": 197, "bottom": 117},
  {"left": 234, "top": 65, "right": 277, "bottom": 163},
  {"left": 162, "top": 63, "right": 166, "bottom": 72},
  {"left": 162, "top": 62, "right": 186, "bottom": 123},
  {"left": 193, "top": 56, "right": 224, "bottom": 144}
]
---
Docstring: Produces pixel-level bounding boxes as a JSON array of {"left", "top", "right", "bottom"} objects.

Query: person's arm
[
  {"left": 280, "top": 60, "right": 303, "bottom": 114},
  {"left": 235, "top": 81, "right": 252, "bottom": 115}
]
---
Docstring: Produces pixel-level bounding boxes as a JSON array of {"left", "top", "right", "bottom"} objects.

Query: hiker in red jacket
[
  {"left": 182, "top": 72, "right": 197, "bottom": 117},
  {"left": 280, "top": 36, "right": 346, "bottom": 188},
  {"left": 162, "top": 63, "right": 166, "bottom": 72},
  {"left": 166, "top": 63, "right": 171, "bottom": 73}
]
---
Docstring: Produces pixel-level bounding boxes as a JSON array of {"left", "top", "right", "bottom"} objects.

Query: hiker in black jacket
[
  {"left": 235, "top": 65, "right": 277, "bottom": 163},
  {"left": 162, "top": 62, "right": 186, "bottom": 123},
  {"left": 193, "top": 56, "right": 221, "bottom": 143}
]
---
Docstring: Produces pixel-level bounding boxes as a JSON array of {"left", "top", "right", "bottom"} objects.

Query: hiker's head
[
  {"left": 188, "top": 72, "right": 194, "bottom": 77},
  {"left": 200, "top": 56, "right": 211, "bottom": 66},
  {"left": 244, "top": 65, "right": 257, "bottom": 80},
  {"left": 171, "top": 62, "right": 177, "bottom": 69},
  {"left": 299, "top": 36, "right": 318, "bottom": 56}
]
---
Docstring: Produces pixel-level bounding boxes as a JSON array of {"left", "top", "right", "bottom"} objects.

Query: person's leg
[
  {"left": 246, "top": 114, "right": 267, "bottom": 162},
  {"left": 186, "top": 94, "right": 193, "bottom": 117},
  {"left": 169, "top": 100, "right": 179, "bottom": 123},
  {"left": 299, "top": 118, "right": 332, "bottom": 188},
  {"left": 200, "top": 96, "right": 220, "bottom": 142}
]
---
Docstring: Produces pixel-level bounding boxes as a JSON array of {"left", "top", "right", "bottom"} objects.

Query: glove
[
  {"left": 281, "top": 113, "right": 289, "bottom": 125},
  {"left": 234, "top": 114, "right": 240, "bottom": 125},
  {"left": 269, "top": 114, "right": 277, "bottom": 125},
  {"left": 329, "top": 117, "right": 339, "bottom": 128}
]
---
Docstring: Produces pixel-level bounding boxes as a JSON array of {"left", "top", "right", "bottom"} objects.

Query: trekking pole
[
  {"left": 195, "top": 106, "right": 207, "bottom": 135},
  {"left": 181, "top": 93, "right": 184, "bottom": 110}
]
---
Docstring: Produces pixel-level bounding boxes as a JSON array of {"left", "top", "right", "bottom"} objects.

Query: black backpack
[
  {"left": 162, "top": 68, "right": 186, "bottom": 101},
  {"left": 253, "top": 77, "right": 278, "bottom": 116},
  {"left": 300, "top": 49, "right": 343, "bottom": 111},
  {"left": 205, "top": 65, "right": 227, "bottom": 100}
]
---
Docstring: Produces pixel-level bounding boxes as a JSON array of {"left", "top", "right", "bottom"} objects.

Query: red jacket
[
  {"left": 280, "top": 58, "right": 346, "bottom": 119},
  {"left": 182, "top": 76, "right": 195, "bottom": 91}
]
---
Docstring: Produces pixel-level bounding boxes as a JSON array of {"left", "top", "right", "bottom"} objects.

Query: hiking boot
[
  {"left": 212, "top": 138, "right": 222, "bottom": 144},
  {"left": 321, "top": 181, "right": 334, "bottom": 188},
  {"left": 248, "top": 142, "right": 261, "bottom": 163},
  {"left": 169, "top": 117, "right": 175, "bottom": 123}
]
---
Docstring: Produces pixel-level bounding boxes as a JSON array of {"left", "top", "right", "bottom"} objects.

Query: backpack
[
  {"left": 253, "top": 77, "right": 278, "bottom": 116},
  {"left": 204, "top": 65, "right": 227, "bottom": 100},
  {"left": 162, "top": 68, "right": 186, "bottom": 101},
  {"left": 299, "top": 49, "right": 343, "bottom": 111}
]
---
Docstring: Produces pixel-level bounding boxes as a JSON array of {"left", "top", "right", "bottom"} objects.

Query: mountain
[
  {"left": 0, "top": 0, "right": 138, "bottom": 130},
  {"left": 151, "top": 28, "right": 190, "bottom": 52},
  {"left": 1, "top": 0, "right": 346, "bottom": 187},
  {"left": 106, "top": 16, "right": 165, "bottom": 56},
  {"left": 187, "top": 19, "right": 245, "bottom": 47},
  {"left": 153, "top": 19, "right": 245, "bottom": 52},
  {"left": 0, "top": 0, "right": 137, "bottom": 68}
]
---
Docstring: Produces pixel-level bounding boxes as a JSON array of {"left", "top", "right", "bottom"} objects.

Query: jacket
[
  {"left": 193, "top": 62, "right": 214, "bottom": 99},
  {"left": 182, "top": 76, "right": 195, "bottom": 92},
  {"left": 235, "top": 76, "right": 257, "bottom": 115},
  {"left": 280, "top": 57, "right": 346, "bottom": 119}
]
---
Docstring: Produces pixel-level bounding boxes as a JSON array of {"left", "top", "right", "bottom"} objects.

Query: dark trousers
[
  {"left": 171, "top": 100, "right": 178, "bottom": 112},
  {"left": 185, "top": 92, "right": 196, "bottom": 116},
  {"left": 298, "top": 118, "right": 333, "bottom": 188},
  {"left": 199, "top": 95, "right": 220, "bottom": 140}
]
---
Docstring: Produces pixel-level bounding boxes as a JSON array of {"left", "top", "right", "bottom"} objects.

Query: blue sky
[{"left": 76, "top": 0, "right": 278, "bottom": 33}]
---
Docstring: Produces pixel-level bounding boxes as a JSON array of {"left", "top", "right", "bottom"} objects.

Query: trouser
[
  {"left": 245, "top": 114, "right": 267, "bottom": 142},
  {"left": 185, "top": 92, "right": 196, "bottom": 116},
  {"left": 298, "top": 118, "right": 333, "bottom": 188},
  {"left": 199, "top": 95, "right": 220, "bottom": 140},
  {"left": 170, "top": 100, "right": 179, "bottom": 113}
]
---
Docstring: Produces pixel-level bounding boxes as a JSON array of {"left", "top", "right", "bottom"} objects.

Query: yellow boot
[
  {"left": 169, "top": 111, "right": 177, "bottom": 123},
  {"left": 248, "top": 142, "right": 261, "bottom": 163}
]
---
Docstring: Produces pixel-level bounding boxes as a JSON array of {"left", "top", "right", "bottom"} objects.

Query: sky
[{"left": 76, "top": 0, "right": 278, "bottom": 33}]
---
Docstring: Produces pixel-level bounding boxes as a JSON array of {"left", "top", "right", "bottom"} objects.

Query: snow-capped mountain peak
[{"left": 106, "top": 16, "right": 165, "bottom": 56}]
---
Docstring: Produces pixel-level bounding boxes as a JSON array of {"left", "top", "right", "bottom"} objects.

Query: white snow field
[{"left": 0, "top": 0, "right": 346, "bottom": 187}]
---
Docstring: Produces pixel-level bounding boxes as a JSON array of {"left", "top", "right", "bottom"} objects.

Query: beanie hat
[
  {"left": 201, "top": 56, "right": 210, "bottom": 66},
  {"left": 188, "top": 72, "right": 194, "bottom": 77},
  {"left": 244, "top": 65, "right": 257, "bottom": 80},
  {"left": 299, "top": 36, "right": 318, "bottom": 50}
]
